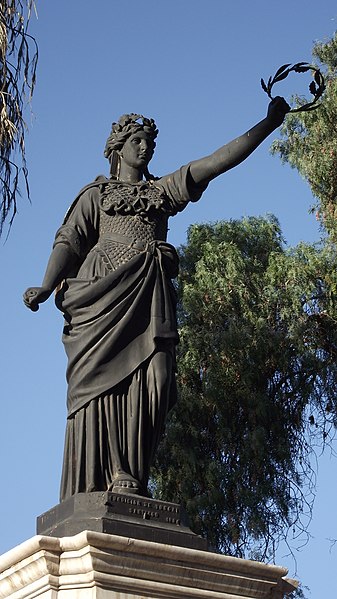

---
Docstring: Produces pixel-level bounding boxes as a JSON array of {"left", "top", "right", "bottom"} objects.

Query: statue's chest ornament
[{"left": 100, "top": 181, "right": 168, "bottom": 220}]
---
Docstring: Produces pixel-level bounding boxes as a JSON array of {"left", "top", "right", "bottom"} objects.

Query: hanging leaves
[
  {"left": 153, "top": 216, "right": 337, "bottom": 559},
  {"left": 261, "top": 62, "right": 325, "bottom": 113},
  {"left": 0, "top": 1, "right": 38, "bottom": 236}
]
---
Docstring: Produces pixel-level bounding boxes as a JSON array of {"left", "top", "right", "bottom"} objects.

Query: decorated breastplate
[{"left": 99, "top": 180, "right": 170, "bottom": 242}]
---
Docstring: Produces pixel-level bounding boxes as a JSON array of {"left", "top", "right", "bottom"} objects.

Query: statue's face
[{"left": 119, "top": 130, "right": 155, "bottom": 171}]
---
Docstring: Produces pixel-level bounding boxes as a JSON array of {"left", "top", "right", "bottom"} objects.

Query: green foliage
[
  {"left": 271, "top": 33, "right": 337, "bottom": 239},
  {"left": 153, "top": 32, "right": 337, "bottom": 566},
  {"left": 0, "top": 1, "right": 37, "bottom": 235},
  {"left": 153, "top": 216, "right": 337, "bottom": 558},
  {"left": 288, "top": 586, "right": 308, "bottom": 599}
]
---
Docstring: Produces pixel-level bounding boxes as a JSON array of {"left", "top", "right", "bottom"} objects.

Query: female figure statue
[{"left": 23, "top": 98, "right": 289, "bottom": 500}]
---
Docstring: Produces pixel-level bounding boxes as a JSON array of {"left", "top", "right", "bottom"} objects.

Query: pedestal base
[
  {"left": 0, "top": 530, "right": 297, "bottom": 599},
  {"left": 37, "top": 492, "right": 207, "bottom": 551}
]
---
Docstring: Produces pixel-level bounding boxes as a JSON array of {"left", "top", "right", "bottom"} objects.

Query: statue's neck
[{"left": 118, "top": 163, "right": 144, "bottom": 184}]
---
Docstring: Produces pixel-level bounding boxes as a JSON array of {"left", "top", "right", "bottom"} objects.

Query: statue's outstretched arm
[
  {"left": 23, "top": 243, "right": 76, "bottom": 312},
  {"left": 189, "top": 97, "right": 289, "bottom": 186}
]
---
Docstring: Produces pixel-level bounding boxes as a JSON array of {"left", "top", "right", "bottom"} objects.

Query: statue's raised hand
[
  {"left": 23, "top": 287, "right": 52, "bottom": 312},
  {"left": 267, "top": 96, "right": 290, "bottom": 127}
]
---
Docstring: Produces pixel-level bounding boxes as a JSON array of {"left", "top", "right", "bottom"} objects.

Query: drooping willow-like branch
[{"left": 0, "top": 0, "right": 38, "bottom": 236}]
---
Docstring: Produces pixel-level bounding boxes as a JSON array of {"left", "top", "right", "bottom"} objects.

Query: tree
[
  {"left": 152, "top": 216, "right": 337, "bottom": 559},
  {"left": 271, "top": 33, "right": 337, "bottom": 241},
  {"left": 152, "top": 36, "right": 337, "bottom": 561},
  {"left": 271, "top": 32, "right": 337, "bottom": 440},
  {"left": 0, "top": 0, "right": 37, "bottom": 235}
]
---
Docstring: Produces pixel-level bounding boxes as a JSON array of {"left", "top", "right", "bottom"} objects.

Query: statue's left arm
[{"left": 189, "top": 97, "right": 289, "bottom": 186}]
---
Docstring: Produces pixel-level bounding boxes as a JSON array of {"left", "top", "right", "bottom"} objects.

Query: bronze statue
[{"left": 23, "top": 98, "right": 289, "bottom": 499}]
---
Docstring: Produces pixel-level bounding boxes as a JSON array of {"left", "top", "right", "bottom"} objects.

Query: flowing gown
[{"left": 54, "top": 165, "right": 207, "bottom": 499}]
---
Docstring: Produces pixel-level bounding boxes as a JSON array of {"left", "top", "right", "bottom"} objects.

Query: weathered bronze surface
[
  {"left": 24, "top": 101, "right": 289, "bottom": 503},
  {"left": 37, "top": 491, "right": 207, "bottom": 549}
]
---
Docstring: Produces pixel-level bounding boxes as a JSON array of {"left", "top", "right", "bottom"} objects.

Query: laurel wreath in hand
[{"left": 261, "top": 62, "right": 325, "bottom": 113}]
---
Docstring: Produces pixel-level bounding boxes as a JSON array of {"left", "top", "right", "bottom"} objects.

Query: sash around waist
[{"left": 100, "top": 232, "right": 173, "bottom": 255}]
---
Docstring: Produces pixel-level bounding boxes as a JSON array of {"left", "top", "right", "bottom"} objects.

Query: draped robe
[{"left": 54, "top": 165, "right": 207, "bottom": 499}]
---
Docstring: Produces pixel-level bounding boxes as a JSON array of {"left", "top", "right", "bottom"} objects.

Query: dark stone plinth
[{"left": 37, "top": 492, "right": 208, "bottom": 551}]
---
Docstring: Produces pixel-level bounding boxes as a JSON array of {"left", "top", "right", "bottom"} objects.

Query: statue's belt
[
  {"left": 97, "top": 233, "right": 179, "bottom": 278},
  {"left": 100, "top": 232, "right": 172, "bottom": 254}
]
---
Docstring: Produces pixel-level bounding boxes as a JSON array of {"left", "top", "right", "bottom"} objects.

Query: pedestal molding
[{"left": 0, "top": 531, "right": 297, "bottom": 599}]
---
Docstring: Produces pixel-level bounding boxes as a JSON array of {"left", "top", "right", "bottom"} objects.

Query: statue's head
[{"left": 104, "top": 114, "right": 158, "bottom": 179}]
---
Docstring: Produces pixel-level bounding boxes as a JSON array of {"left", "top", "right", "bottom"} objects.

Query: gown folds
[{"left": 54, "top": 164, "right": 207, "bottom": 499}]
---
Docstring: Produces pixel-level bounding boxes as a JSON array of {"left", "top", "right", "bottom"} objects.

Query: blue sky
[{"left": 1, "top": 1, "right": 337, "bottom": 596}]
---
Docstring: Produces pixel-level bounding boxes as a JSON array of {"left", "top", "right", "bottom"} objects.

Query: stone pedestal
[
  {"left": 0, "top": 530, "right": 297, "bottom": 598},
  {"left": 36, "top": 492, "right": 207, "bottom": 551}
]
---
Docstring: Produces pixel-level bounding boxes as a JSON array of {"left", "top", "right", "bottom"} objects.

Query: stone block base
[
  {"left": 0, "top": 530, "right": 297, "bottom": 598},
  {"left": 36, "top": 492, "right": 206, "bottom": 551}
]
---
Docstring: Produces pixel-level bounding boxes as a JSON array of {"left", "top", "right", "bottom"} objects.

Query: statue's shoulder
[{"left": 63, "top": 175, "right": 109, "bottom": 224}]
